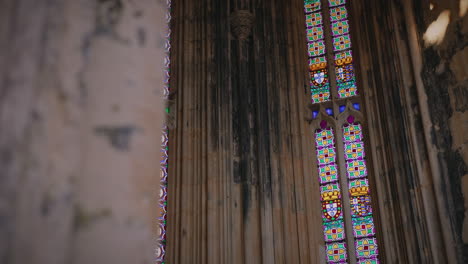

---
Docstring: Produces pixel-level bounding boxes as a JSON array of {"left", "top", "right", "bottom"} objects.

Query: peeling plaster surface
[{"left": 423, "top": 10, "right": 451, "bottom": 46}]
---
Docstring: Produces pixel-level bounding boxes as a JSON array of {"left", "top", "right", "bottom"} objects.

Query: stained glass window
[
  {"left": 304, "top": 0, "right": 331, "bottom": 103},
  {"left": 314, "top": 123, "right": 349, "bottom": 262},
  {"left": 304, "top": 1, "right": 380, "bottom": 263},
  {"left": 157, "top": 0, "right": 171, "bottom": 263}
]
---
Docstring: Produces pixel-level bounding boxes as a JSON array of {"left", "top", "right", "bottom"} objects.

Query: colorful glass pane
[
  {"left": 355, "top": 238, "right": 379, "bottom": 260},
  {"left": 319, "top": 164, "right": 339, "bottom": 184},
  {"left": 357, "top": 258, "right": 380, "bottom": 264},
  {"left": 307, "top": 26, "right": 324, "bottom": 41},
  {"left": 311, "top": 86, "right": 331, "bottom": 103},
  {"left": 338, "top": 80, "right": 358, "bottom": 98},
  {"left": 344, "top": 141, "right": 365, "bottom": 160},
  {"left": 335, "top": 50, "right": 353, "bottom": 65},
  {"left": 329, "top": 0, "right": 346, "bottom": 7},
  {"left": 304, "top": 0, "right": 321, "bottom": 13},
  {"left": 322, "top": 199, "right": 343, "bottom": 221},
  {"left": 324, "top": 220, "right": 346, "bottom": 242},
  {"left": 343, "top": 123, "right": 363, "bottom": 143},
  {"left": 321, "top": 182, "right": 341, "bottom": 201},
  {"left": 333, "top": 34, "right": 352, "bottom": 51},
  {"left": 351, "top": 195, "right": 373, "bottom": 217},
  {"left": 336, "top": 64, "right": 355, "bottom": 83},
  {"left": 317, "top": 146, "right": 336, "bottom": 165},
  {"left": 352, "top": 215, "right": 376, "bottom": 238},
  {"left": 315, "top": 128, "right": 335, "bottom": 147},
  {"left": 331, "top": 20, "right": 350, "bottom": 36},
  {"left": 349, "top": 178, "right": 370, "bottom": 196},
  {"left": 326, "top": 242, "right": 348, "bottom": 262},
  {"left": 306, "top": 12, "right": 323, "bottom": 27},
  {"left": 309, "top": 56, "right": 327, "bottom": 71},
  {"left": 330, "top": 6, "right": 348, "bottom": 21},
  {"left": 312, "top": 89, "right": 330, "bottom": 104},
  {"left": 308, "top": 40, "right": 326, "bottom": 57},
  {"left": 310, "top": 69, "right": 329, "bottom": 87},
  {"left": 346, "top": 159, "right": 368, "bottom": 179}
]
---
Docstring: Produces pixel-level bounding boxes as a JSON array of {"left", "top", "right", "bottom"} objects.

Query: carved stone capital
[{"left": 230, "top": 10, "right": 255, "bottom": 40}]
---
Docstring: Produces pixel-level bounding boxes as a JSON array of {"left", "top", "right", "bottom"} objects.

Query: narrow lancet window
[{"left": 304, "top": 0, "right": 380, "bottom": 263}]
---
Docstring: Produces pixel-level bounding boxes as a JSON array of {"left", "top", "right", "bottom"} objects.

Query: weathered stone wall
[
  {"left": 0, "top": 1, "right": 167, "bottom": 263},
  {"left": 411, "top": 0, "right": 468, "bottom": 262}
]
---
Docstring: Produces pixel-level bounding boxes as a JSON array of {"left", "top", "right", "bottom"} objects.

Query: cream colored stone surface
[{"left": 0, "top": 1, "right": 167, "bottom": 264}]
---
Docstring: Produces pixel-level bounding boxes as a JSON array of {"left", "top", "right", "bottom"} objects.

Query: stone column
[{"left": 0, "top": 0, "right": 167, "bottom": 263}]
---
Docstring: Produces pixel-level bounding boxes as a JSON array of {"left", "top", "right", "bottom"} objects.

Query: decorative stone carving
[{"left": 230, "top": 10, "right": 254, "bottom": 40}]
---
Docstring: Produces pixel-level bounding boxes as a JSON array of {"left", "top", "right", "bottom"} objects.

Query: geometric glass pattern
[
  {"left": 324, "top": 220, "right": 346, "bottom": 242},
  {"left": 330, "top": 6, "right": 348, "bottom": 21},
  {"left": 308, "top": 40, "right": 327, "bottom": 57},
  {"left": 333, "top": 34, "right": 352, "bottom": 51},
  {"left": 343, "top": 123, "right": 363, "bottom": 143},
  {"left": 317, "top": 146, "right": 337, "bottom": 165},
  {"left": 304, "top": 0, "right": 330, "bottom": 103},
  {"left": 338, "top": 79, "right": 358, "bottom": 98},
  {"left": 311, "top": 86, "right": 331, "bottom": 104},
  {"left": 329, "top": 0, "right": 358, "bottom": 98},
  {"left": 355, "top": 238, "right": 379, "bottom": 260},
  {"left": 352, "top": 215, "right": 376, "bottom": 238},
  {"left": 157, "top": 1, "right": 171, "bottom": 263},
  {"left": 314, "top": 125, "right": 348, "bottom": 262},
  {"left": 342, "top": 116, "right": 379, "bottom": 262},
  {"left": 326, "top": 242, "right": 348, "bottom": 263},
  {"left": 357, "top": 258, "right": 380, "bottom": 264},
  {"left": 307, "top": 26, "right": 325, "bottom": 42},
  {"left": 319, "top": 164, "right": 339, "bottom": 184},
  {"left": 346, "top": 159, "right": 368, "bottom": 179},
  {"left": 344, "top": 141, "right": 365, "bottom": 160}
]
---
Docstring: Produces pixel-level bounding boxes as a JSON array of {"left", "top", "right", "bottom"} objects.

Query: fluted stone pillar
[
  {"left": 0, "top": 1, "right": 167, "bottom": 263},
  {"left": 167, "top": 0, "right": 324, "bottom": 263}
]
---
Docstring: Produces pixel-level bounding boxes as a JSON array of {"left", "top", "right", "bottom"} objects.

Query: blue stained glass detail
[
  {"left": 313, "top": 110, "right": 319, "bottom": 119},
  {"left": 339, "top": 105, "right": 346, "bottom": 113},
  {"left": 326, "top": 108, "right": 334, "bottom": 116},
  {"left": 353, "top": 103, "right": 361, "bottom": 110}
]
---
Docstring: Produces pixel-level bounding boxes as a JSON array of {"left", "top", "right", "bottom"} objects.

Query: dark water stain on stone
[{"left": 94, "top": 125, "right": 139, "bottom": 151}]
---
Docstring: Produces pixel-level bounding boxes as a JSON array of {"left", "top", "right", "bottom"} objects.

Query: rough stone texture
[{"left": 0, "top": 0, "right": 167, "bottom": 263}]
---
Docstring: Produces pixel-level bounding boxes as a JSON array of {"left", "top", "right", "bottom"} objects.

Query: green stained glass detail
[
  {"left": 329, "top": 0, "right": 346, "bottom": 7},
  {"left": 331, "top": 20, "right": 349, "bottom": 36},
  {"left": 333, "top": 34, "right": 352, "bottom": 51},
  {"left": 346, "top": 159, "right": 368, "bottom": 179},
  {"left": 357, "top": 258, "right": 380, "bottom": 264},
  {"left": 308, "top": 40, "right": 326, "bottom": 57},
  {"left": 349, "top": 178, "right": 369, "bottom": 196},
  {"left": 355, "top": 238, "right": 379, "bottom": 260},
  {"left": 317, "top": 146, "right": 336, "bottom": 165},
  {"left": 321, "top": 182, "right": 341, "bottom": 197},
  {"left": 315, "top": 128, "right": 335, "bottom": 147},
  {"left": 311, "top": 85, "right": 330, "bottom": 103},
  {"left": 319, "top": 164, "right": 339, "bottom": 184},
  {"left": 306, "top": 12, "right": 323, "bottom": 27},
  {"left": 307, "top": 26, "right": 324, "bottom": 42},
  {"left": 309, "top": 56, "right": 327, "bottom": 71},
  {"left": 330, "top": 6, "right": 348, "bottom": 21},
  {"left": 324, "top": 220, "right": 346, "bottom": 242},
  {"left": 345, "top": 141, "right": 365, "bottom": 160},
  {"left": 338, "top": 79, "right": 358, "bottom": 98},
  {"left": 335, "top": 50, "right": 353, "bottom": 65},
  {"left": 326, "top": 242, "right": 348, "bottom": 262},
  {"left": 352, "top": 215, "right": 376, "bottom": 238},
  {"left": 304, "top": 0, "right": 321, "bottom": 13},
  {"left": 343, "top": 123, "right": 363, "bottom": 143}
]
